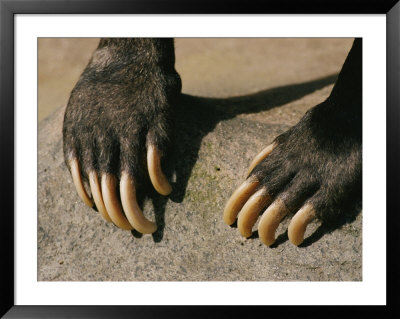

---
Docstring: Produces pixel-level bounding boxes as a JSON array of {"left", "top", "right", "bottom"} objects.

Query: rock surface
[{"left": 38, "top": 38, "right": 361, "bottom": 281}]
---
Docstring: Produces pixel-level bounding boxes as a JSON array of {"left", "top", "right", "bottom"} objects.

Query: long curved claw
[
  {"left": 147, "top": 144, "right": 172, "bottom": 196},
  {"left": 70, "top": 158, "right": 93, "bottom": 208},
  {"left": 89, "top": 171, "right": 112, "bottom": 223},
  {"left": 258, "top": 199, "right": 289, "bottom": 246},
  {"left": 288, "top": 204, "right": 316, "bottom": 246},
  {"left": 237, "top": 188, "right": 271, "bottom": 238},
  {"left": 120, "top": 172, "right": 157, "bottom": 234},
  {"left": 223, "top": 176, "right": 260, "bottom": 225},
  {"left": 247, "top": 143, "right": 276, "bottom": 175},
  {"left": 101, "top": 173, "right": 133, "bottom": 230}
]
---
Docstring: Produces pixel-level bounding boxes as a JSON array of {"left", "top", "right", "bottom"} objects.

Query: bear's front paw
[
  {"left": 223, "top": 100, "right": 362, "bottom": 246},
  {"left": 63, "top": 40, "right": 181, "bottom": 233}
]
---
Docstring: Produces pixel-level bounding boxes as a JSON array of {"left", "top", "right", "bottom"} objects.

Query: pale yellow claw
[
  {"left": 147, "top": 144, "right": 172, "bottom": 196},
  {"left": 101, "top": 173, "right": 133, "bottom": 230},
  {"left": 237, "top": 188, "right": 271, "bottom": 238},
  {"left": 223, "top": 177, "right": 260, "bottom": 225},
  {"left": 247, "top": 143, "right": 276, "bottom": 175},
  {"left": 288, "top": 204, "right": 316, "bottom": 246},
  {"left": 258, "top": 199, "right": 289, "bottom": 246},
  {"left": 120, "top": 172, "right": 157, "bottom": 234},
  {"left": 88, "top": 171, "right": 112, "bottom": 223},
  {"left": 70, "top": 158, "right": 93, "bottom": 208}
]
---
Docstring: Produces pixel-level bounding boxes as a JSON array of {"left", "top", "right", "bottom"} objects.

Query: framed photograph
[{"left": 1, "top": 0, "right": 399, "bottom": 317}]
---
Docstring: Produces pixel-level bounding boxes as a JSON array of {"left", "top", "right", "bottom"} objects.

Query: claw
[
  {"left": 247, "top": 143, "right": 276, "bottom": 175},
  {"left": 69, "top": 158, "right": 93, "bottom": 208},
  {"left": 89, "top": 171, "right": 112, "bottom": 223},
  {"left": 258, "top": 199, "right": 289, "bottom": 246},
  {"left": 223, "top": 176, "right": 260, "bottom": 225},
  {"left": 147, "top": 144, "right": 172, "bottom": 196},
  {"left": 288, "top": 204, "right": 316, "bottom": 246},
  {"left": 237, "top": 188, "right": 271, "bottom": 238},
  {"left": 101, "top": 173, "right": 133, "bottom": 230},
  {"left": 120, "top": 172, "right": 157, "bottom": 234}
]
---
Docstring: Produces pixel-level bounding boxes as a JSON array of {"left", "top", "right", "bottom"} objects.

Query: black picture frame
[{"left": 1, "top": 0, "right": 399, "bottom": 317}]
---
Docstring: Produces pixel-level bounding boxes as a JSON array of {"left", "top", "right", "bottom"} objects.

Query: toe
[
  {"left": 247, "top": 143, "right": 276, "bottom": 175},
  {"left": 101, "top": 173, "right": 133, "bottom": 230},
  {"left": 237, "top": 187, "right": 271, "bottom": 238},
  {"left": 89, "top": 171, "right": 112, "bottom": 222},
  {"left": 223, "top": 176, "right": 260, "bottom": 225},
  {"left": 288, "top": 203, "right": 316, "bottom": 246},
  {"left": 258, "top": 199, "right": 290, "bottom": 246},
  {"left": 120, "top": 171, "right": 157, "bottom": 234},
  {"left": 69, "top": 157, "right": 93, "bottom": 208},
  {"left": 146, "top": 144, "right": 172, "bottom": 196}
]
